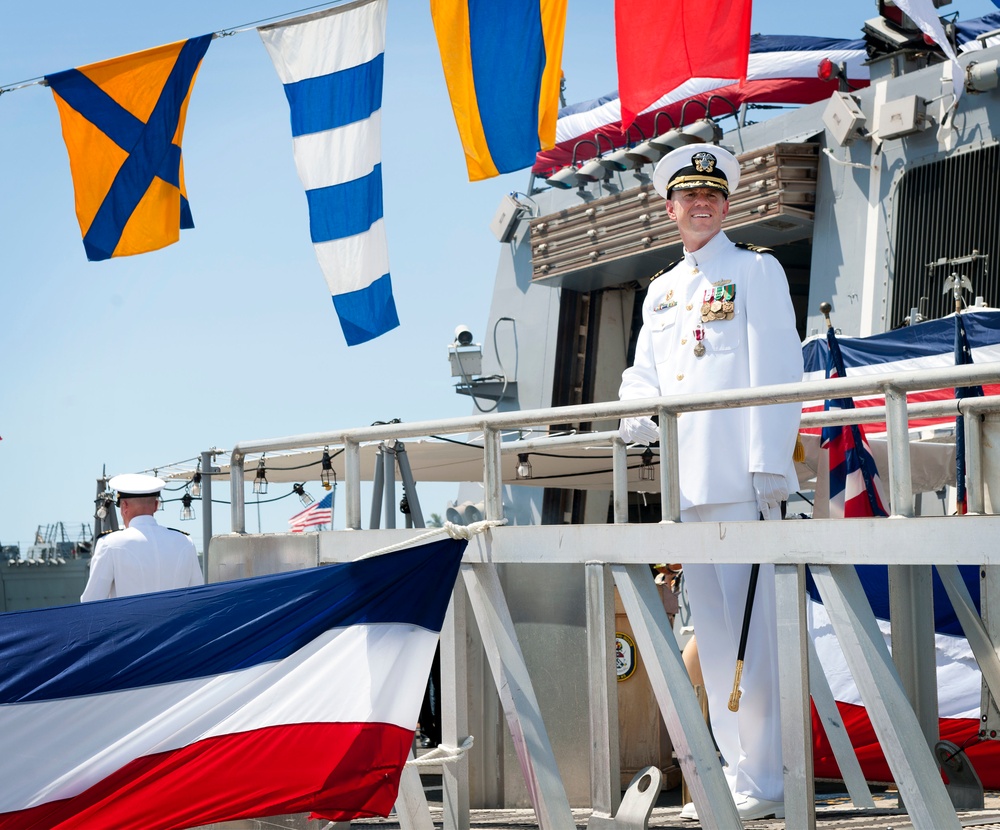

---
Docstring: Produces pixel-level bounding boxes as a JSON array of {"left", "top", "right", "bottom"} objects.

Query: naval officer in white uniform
[
  {"left": 81, "top": 473, "right": 204, "bottom": 602},
  {"left": 618, "top": 143, "right": 803, "bottom": 822}
]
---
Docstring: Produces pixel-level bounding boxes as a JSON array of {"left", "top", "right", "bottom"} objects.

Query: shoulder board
[
  {"left": 649, "top": 260, "right": 681, "bottom": 282},
  {"left": 735, "top": 242, "right": 774, "bottom": 255},
  {"left": 168, "top": 527, "right": 191, "bottom": 536},
  {"left": 98, "top": 529, "right": 115, "bottom": 538}
]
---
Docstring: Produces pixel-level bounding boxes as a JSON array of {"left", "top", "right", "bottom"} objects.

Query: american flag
[
  {"left": 288, "top": 492, "right": 334, "bottom": 533},
  {"left": 820, "top": 324, "right": 888, "bottom": 519},
  {"left": 954, "top": 313, "right": 984, "bottom": 513}
]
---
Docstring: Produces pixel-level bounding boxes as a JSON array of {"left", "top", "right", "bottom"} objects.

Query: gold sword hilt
[{"left": 728, "top": 659, "right": 744, "bottom": 712}]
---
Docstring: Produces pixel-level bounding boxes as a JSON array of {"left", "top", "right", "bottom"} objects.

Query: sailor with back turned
[{"left": 81, "top": 473, "right": 204, "bottom": 601}]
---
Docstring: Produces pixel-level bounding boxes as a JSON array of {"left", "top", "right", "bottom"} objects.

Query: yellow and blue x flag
[{"left": 46, "top": 35, "right": 211, "bottom": 261}]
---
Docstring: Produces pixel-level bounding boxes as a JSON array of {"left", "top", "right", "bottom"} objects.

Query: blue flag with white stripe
[{"left": 259, "top": 0, "right": 399, "bottom": 346}]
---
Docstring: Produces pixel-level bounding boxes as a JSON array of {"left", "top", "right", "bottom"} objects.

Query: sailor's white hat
[
  {"left": 109, "top": 473, "right": 165, "bottom": 498},
  {"left": 652, "top": 143, "right": 741, "bottom": 200}
]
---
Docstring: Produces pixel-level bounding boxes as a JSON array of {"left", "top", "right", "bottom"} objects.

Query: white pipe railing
[
  {"left": 229, "top": 363, "right": 1000, "bottom": 532},
  {"left": 218, "top": 362, "right": 1000, "bottom": 830}
]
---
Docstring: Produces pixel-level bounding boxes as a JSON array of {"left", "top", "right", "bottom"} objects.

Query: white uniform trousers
[{"left": 681, "top": 501, "right": 783, "bottom": 802}]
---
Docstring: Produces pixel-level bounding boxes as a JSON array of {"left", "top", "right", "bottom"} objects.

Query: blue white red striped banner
[
  {"left": 801, "top": 310, "right": 1000, "bottom": 435},
  {"left": 536, "top": 14, "right": 1000, "bottom": 177},
  {"left": 803, "top": 312, "right": 1000, "bottom": 783},
  {"left": 809, "top": 566, "right": 998, "bottom": 786},
  {"left": 0, "top": 539, "right": 463, "bottom": 828},
  {"left": 534, "top": 33, "right": 868, "bottom": 176}
]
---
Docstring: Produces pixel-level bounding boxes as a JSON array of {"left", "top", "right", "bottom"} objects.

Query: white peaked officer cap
[
  {"left": 108, "top": 473, "right": 166, "bottom": 498},
  {"left": 652, "top": 143, "right": 741, "bottom": 200}
]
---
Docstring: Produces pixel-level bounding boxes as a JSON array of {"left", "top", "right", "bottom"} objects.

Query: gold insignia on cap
[{"left": 692, "top": 152, "right": 717, "bottom": 174}]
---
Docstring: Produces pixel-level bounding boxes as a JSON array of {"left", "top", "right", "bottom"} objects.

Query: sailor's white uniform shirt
[
  {"left": 81, "top": 514, "right": 204, "bottom": 601},
  {"left": 619, "top": 231, "right": 803, "bottom": 509}
]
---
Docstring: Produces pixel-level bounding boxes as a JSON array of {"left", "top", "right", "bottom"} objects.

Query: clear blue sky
[{"left": 2, "top": 0, "right": 996, "bottom": 551}]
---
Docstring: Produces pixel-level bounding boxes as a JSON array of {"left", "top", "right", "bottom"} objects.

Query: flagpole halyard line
[
  {"left": 225, "top": 0, "right": 368, "bottom": 36},
  {"left": 0, "top": 1, "right": 352, "bottom": 94},
  {"left": 0, "top": 77, "right": 46, "bottom": 95}
]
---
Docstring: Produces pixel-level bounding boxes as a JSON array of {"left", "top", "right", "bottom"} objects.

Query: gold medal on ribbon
[{"left": 693, "top": 325, "right": 706, "bottom": 357}]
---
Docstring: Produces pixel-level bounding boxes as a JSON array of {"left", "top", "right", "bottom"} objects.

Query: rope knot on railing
[
  {"left": 353, "top": 518, "right": 507, "bottom": 560},
  {"left": 406, "top": 736, "right": 475, "bottom": 767},
  {"left": 444, "top": 518, "right": 507, "bottom": 540}
]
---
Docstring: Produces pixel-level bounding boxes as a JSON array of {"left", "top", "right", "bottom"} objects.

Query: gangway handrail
[
  {"left": 229, "top": 363, "right": 1000, "bottom": 532},
  {"left": 218, "top": 362, "right": 1000, "bottom": 830}
]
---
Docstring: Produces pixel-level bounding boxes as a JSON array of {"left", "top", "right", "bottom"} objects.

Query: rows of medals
[{"left": 701, "top": 284, "right": 735, "bottom": 322}]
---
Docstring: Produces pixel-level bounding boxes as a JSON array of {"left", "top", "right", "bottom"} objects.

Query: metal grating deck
[{"left": 200, "top": 790, "right": 1000, "bottom": 830}]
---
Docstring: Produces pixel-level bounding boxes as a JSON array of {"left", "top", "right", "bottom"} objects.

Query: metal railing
[
  {"left": 230, "top": 363, "right": 1000, "bottom": 530},
  {"left": 221, "top": 362, "right": 1000, "bottom": 830}
]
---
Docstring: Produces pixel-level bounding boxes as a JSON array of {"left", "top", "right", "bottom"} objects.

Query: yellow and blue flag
[
  {"left": 431, "top": 0, "right": 566, "bottom": 182},
  {"left": 45, "top": 35, "right": 211, "bottom": 261}
]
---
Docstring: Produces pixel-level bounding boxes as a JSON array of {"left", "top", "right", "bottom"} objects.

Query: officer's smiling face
[{"left": 665, "top": 187, "right": 729, "bottom": 251}]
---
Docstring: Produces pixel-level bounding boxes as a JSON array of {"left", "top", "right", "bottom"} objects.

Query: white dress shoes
[
  {"left": 679, "top": 795, "right": 784, "bottom": 821},
  {"left": 735, "top": 795, "right": 785, "bottom": 820},
  {"left": 679, "top": 801, "right": 698, "bottom": 820}
]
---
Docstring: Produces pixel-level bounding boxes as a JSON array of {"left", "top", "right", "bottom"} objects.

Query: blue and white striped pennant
[{"left": 260, "top": 0, "right": 399, "bottom": 346}]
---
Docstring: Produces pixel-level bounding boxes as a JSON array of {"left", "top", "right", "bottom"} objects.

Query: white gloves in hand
[
  {"left": 619, "top": 416, "right": 659, "bottom": 445},
  {"left": 753, "top": 472, "right": 788, "bottom": 520}
]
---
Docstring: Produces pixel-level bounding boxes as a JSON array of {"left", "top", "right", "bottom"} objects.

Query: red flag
[{"left": 614, "top": 0, "right": 752, "bottom": 131}]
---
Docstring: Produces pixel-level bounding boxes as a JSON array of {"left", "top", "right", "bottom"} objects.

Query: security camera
[{"left": 448, "top": 326, "right": 482, "bottom": 377}]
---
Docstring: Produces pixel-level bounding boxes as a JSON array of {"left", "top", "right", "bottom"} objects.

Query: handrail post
[
  {"left": 885, "top": 384, "right": 939, "bottom": 748},
  {"left": 230, "top": 452, "right": 246, "bottom": 534},
  {"left": 201, "top": 450, "right": 215, "bottom": 581},
  {"left": 612, "top": 436, "right": 629, "bottom": 524},
  {"left": 965, "top": 402, "right": 985, "bottom": 514},
  {"left": 382, "top": 442, "right": 397, "bottom": 530},
  {"left": 586, "top": 560, "right": 621, "bottom": 817},
  {"left": 884, "top": 385, "right": 914, "bottom": 518},
  {"left": 441, "top": 580, "right": 470, "bottom": 830},
  {"left": 345, "top": 439, "right": 362, "bottom": 530},
  {"left": 484, "top": 428, "right": 504, "bottom": 521},
  {"left": 775, "top": 562, "right": 815, "bottom": 828},
  {"left": 658, "top": 407, "right": 681, "bottom": 523}
]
